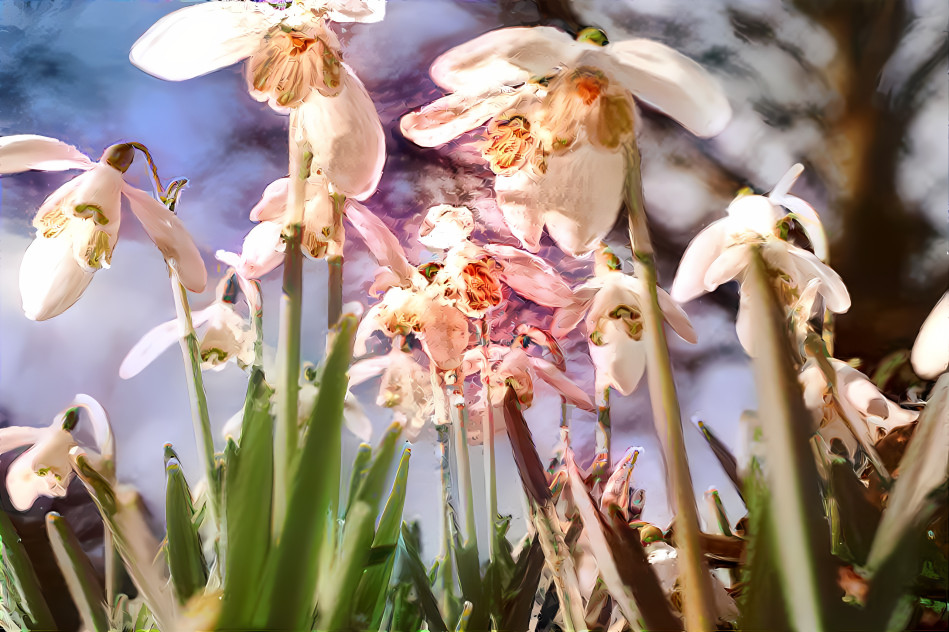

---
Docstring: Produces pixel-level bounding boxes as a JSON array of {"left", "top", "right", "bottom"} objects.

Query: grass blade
[
  {"left": 165, "top": 459, "right": 208, "bottom": 605},
  {"left": 0, "top": 509, "right": 55, "bottom": 630},
  {"left": 46, "top": 512, "right": 109, "bottom": 632}
]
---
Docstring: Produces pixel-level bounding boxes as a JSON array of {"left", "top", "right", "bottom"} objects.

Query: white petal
[
  {"left": 297, "top": 68, "right": 385, "bottom": 200},
  {"left": 0, "top": 426, "right": 48, "bottom": 454},
  {"left": 418, "top": 205, "right": 474, "bottom": 250},
  {"left": 734, "top": 288, "right": 756, "bottom": 356},
  {"left": 69, "top": 164, "right": 125, "bottom": 226},
  {"left": 430, "top": 26, "right": 579, "bottom": 92},
  {"left": 670, "top": 220, "right": 728, "bottom": 303},
  {"left": 784, "top": 245, "right": 850, "bottom": 313},
  {"left": 419, "top": 301, "right": 471, "bottom": 371},
  {"left": 119, "top": 318, "right": 180, "bottom": 379},
  {"left": 0, "top": 135, "right": 94, "bottom": 174},
  {"left": 122, "top": 184, "right": 208, "bottom": 293},
  {"left": 780, "top": 194, "right": 828, "bottom": 262},
  {"left": 724, "top": 194, "right": 782, "bottom": 237},
  {"left": 249, "top": 178, "right": 290, "bottom": 222},
  {"left": 346, "top": 201, "right": 416, "bottom": 283},
  {"left": 19, "top": 234, "right": 95, "bottom": 321},
  {"left": 590, "top": 323, "right": 647, "bottom": 395},
  {"left": 768, "top": 163, "right": 804, "bottom": 201},
  {"left": 704, "top": 243, "right": 752, "bottom": 292},
  {"left": 837, "top": 364, "right": 891, "bottom": 419},
  {"left": 484, "top": 244, "right": 574, "bottom": 308},
  {"left": 529, "top": 357, "right": 595, "bottom": 411},
  {"left": 130, "top": 2, "right": 275, "bottom": 81},
  {"left": 494, "top": 171, "right": 547, "bottom": 252},
  {"left": 238, "top": 221, "right": 286, "bottom": 279},
  {"left": 349, "top": 355, "right": 391, "bottom": 387},
  {"left": 401, "top": 89, "right": 521, "bottom": 148},
  {"left": 343, "top": 393, "right": 373, "bottom": 441},
  {"left": 599, "top": 39, "right": 731, "bottom": 137},
  {"left": 72, "top": 394, "right": 113, "bottom": 459},
  {"left": 656, "top": 285, "right": 698, "bottom": 343},
  {"left": 912, "top": 292, "right": 949, "bottom": 379},
  {"left": 550, "top": 289, "right": 598, "bottom": 338},
  {"left": 325, "top": 0, "right": 385, "bottom": 23},
  {"left": 6, "top": 452, "right": 45, "bottom": 511}
]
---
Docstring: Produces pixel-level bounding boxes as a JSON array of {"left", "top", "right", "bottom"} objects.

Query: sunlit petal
[
  {"left": 704, "top": 243, "right": 751, "bottom": 292},
  {"left": 912, "top": 292, "right": 949, "bottom": 379},
  {"left": 122, "top": 184, "right": 207, "bottom": 292},
  {"left": 670, "top": 221, "right": 727, "bottom": 303},
  {"left": 484, "top": 244, "right": 573, "bottom": 308},
  {"left": 346, "top": 201, "right": 417, "bottom": 283},
  {"left": 130, "top": 1, "right": 276, "bottom": 81},
  {"left": 0, "top": 135, "right": 94, "bottom": 174},
  {"left": 430, "top": 26, "right": 578, "bottom": 92},
  {"left": 19, "top": 234, "right": 95, "bottom": 321},
  {"left": 249, "top": 177, "right": 290, "bottom": 222},
  {"left": 529, "top": 357, "right": 594, "bottom": 411},
  {"left": 591, "top": 322, "right": 647, "bottom": 395},
  {"left": 600, "top": 38, "right": 732, "bottom": 137},
  {"left": 401, "top": 89, "right": 521, "bottom": 148},
  {"left": 119, "top": 318, "right": 180, "bottom": 379},
  {"left": 784, "top": 244, "right": 850, "bottom": 313},
  {"left": 296, "top": 68, "right": 385, "bottom": 200},
  {"left": 324, "top": 0, "right": 385, "bottom": 23},
  {"left": 655, "top": 285, "right": 698, "bottom": 343}
]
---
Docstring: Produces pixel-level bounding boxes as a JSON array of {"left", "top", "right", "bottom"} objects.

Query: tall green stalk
[
  {"left": 594, "top": 387, "right": 611, "bottom": 478},
  {"left": 444, "top": 372, "right": 479, "bottom": 553},
  {"left": 170, "top": 273, "right": 221, "bottom": 536},
  {"left": 274, "top": 118, "right": 311, "bottom": 537},
  {"left": 624, "top": 141, "right": 716, "bottom": 631},
  {"left": 479, "top": 320, "right": 498, "bottom": 563}
]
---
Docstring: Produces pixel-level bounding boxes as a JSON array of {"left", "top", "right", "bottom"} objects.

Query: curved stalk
[
  {"left": 444, "top": 372, "right": 479, "bottom": 553},
  {"left": 623, "top": 141, "right": 716, "bottom": 631}
]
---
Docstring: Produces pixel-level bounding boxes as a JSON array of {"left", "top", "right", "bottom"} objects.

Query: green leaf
[
  {"left": 0, "top": 509, "right": 55, "bottom": 630},
  {"left": 218, "top": 367, "right": 274, "bottom": 628},
  {"left": 342, "top": 443, "right": 373, "bottom": 521},
  {"left": 501, "top": 386, "right": 551, "bottom": 504},
  {"left": 46, "top": 512, "right": 109, "bottom": 632},
  {"left": 164, "top": 459, "right": 208, "bottom": 605},
  {"left": 353, "top": 444, "right": 412, "bottom": 629},
  {"left": 498, "top": 537, "right": 544, "bottom": 632},
  {"left": 745, "top": 248, "right": 840, "bottom": 632},
  {"left": 258, "top": 316, "right": 357, "bottom": 629},
  {"left": 397, "top": 523, "right": 449, "bottom": 632},
  {"left": 695, "top": 419, "right": 743, "bottom": 500},
  {"left": 866, "top": 374, "right": 949, "bottom": 573},
  {"left": 828, "top": 459, "right": 882, "bottom": 565},
  {"left": 317, "top": 425, "right": 404, "bottom": 630}
]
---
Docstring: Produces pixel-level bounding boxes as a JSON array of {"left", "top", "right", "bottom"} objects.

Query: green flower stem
[
  {"left": 0, "top": 509, "right": 56, "bottom": 630},
  {"left": 274, "top": 122, "right": 311, "bottom": 537},
  {"left": 328, "top": 255, "right": 343, "bottom": 328},
  {"left": 593, "top": 387, "right": 611, "bottom": 479},
  {"left": 251, "top": 278, "right": 264, "bottom": 369},
  {"left": 444, "top": 372, "right": 479, "bottom": 553},
  {"left": 104, "top": 528, "right": 117, "bottom": 612},
  {"left": 479, "top": 319, "right": 499, "bottom": 564},
  {"left": 431, "top": 366, "right": 458, "bottom": 616},
  {"left": 530, "top": 500, "right": 585, "bottom": 632},
  {"left": 170, "top": 273, "right": 221, "bottom": 537},
  {"left": 624, "top": 141, "right": 716, "bottom": 631},
  {"left": 746, "top": 246, "right": 834, "bottom": 632}
]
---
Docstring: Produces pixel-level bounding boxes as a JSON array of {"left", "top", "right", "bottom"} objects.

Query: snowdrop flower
[
  {"left": 670, "top": 165, "right": 849, "bottom": 354},
  {"left": 0, "top": 136, "right": 206, "bottom": 320},
  {"left": 131, "top": 0, "right": 385, "bottom": 199},
  {"left": 553, "top": 247, "right": 697, "bottom": 395},
  {"left": 799, "top": 358, "right": 917, "bottom": 458},
  {"left": 911, "top": 291, "right": 949, "bottom": 379},
  {"left": 350, "top": 346, "right": 434, "bottom": 440},
  {"left": 218, "top": 175, "right": 390, "bottom": 280},
  {"left": 461, "top": 342, "right": 594, "bottom": 413},
  {"left": 401, "top": 26, "right": 731, "bottom": 256},
  {"left": 599, "top": 446, "right": 642, "bottom": 519},
  {"left": 418, "top": 204, "right": 575, "bottom": 315},
  {"left": 0, "top": 395, "right": 109, "bottom": 511},
  {"left": 119, "top": 271, "right": 256, "bottom": 378}
]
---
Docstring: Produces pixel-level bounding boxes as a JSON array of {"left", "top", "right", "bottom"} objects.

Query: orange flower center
[
  {"left": 482, "top": 115, "right": 535, "bottom": 176},
  {"left": 461, "top": 259, "right": 502, "bottom": 312}
]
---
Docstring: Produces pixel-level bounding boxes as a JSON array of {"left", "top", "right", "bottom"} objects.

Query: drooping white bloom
[
  {"left": 553, "top": 247, "right": 697, "bottom": 395},
  {"left": 350, "top": 347, "right": 434, "bottom": 440},
  {"left": 0, "top": 395, "right": 109, "bottom": 511},
  {"left": 130, "top": 0, "right": 386, "bottom": 200},
  {"left": 911, "top": 291, "right": 949, "bottom": 380},
  {"left": 401, "top": 26, "right": 731, "bottom": 256},
  {"left": 799, "top": 358, "right": 918, "bottom": 458},
  {"left": 670, "top": 164, "right": 849, "bottom": 354},
  {"left": 119, "top": 271, "right": 256, "bottom": 378},
  {"left": 0, "top": 135, "right": 207, "bottom": 321}
]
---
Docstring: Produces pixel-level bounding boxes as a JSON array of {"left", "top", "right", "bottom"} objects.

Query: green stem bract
[
  {"left": 530, "top": 501, "right": 585, "bottom": 632},
  {"left": 46, "top": 512, "right": 109, "bottom": 632},
  {"left": 624, "top": 141, "right": 716, "bottom": 631}
]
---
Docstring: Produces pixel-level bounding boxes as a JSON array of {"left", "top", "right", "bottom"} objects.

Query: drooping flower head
[
  {"left": 119, "top": 270, "right": 257, "bottom": 379},
  {"left": 553, "top": 245, "right": 697, "bottom": 395},
  {"left": 670, "top": 164, "right": 848, "bottom": 354},
  {"left": 911, "top": 291, "right": 949, "bottom": 380},
  {"left": 130, "top": 0, "right": 386, "bottom": 201},
  {"left": 0, "top": 395, "right": 111, "bottom": 511},
  {"left": 401, "top": 26, "right": 732, "bottom": 256},
  {"left": 0, "top": 135, "right": 207, "bottom": 321}
]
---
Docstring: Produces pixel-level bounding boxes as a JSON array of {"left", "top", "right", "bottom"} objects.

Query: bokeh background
[{"left": 1, "top": 0, "right": 946, "bottom": 626}]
